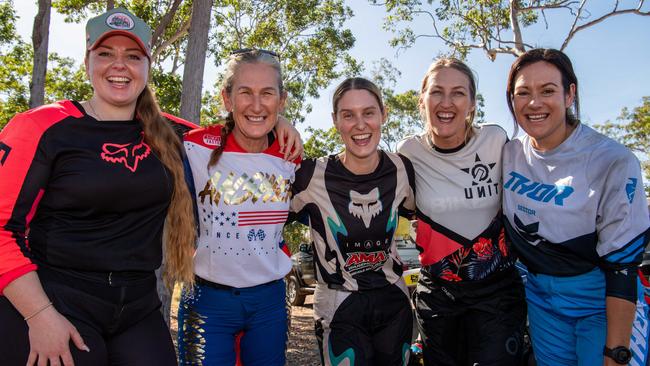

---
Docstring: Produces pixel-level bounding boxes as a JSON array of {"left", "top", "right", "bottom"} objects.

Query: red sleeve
[
  {"left": 161, "top": 112, "right": 199, "bottom": 130},
  {"left": 0, "top": 101, "right": 76, "bottom": 294}
]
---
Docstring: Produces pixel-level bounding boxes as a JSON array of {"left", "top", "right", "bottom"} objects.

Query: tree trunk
[
  {"left": 29, "top": 0, "right": 51, "bottom": 108},
  {"left": 179, "top": 0, "right": 213, "bottom": 124}
]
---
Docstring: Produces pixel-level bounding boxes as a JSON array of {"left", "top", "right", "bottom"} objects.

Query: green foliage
[
  {"left": 374, "top": 0, "right": 524, "bottom": 59},
  {"left": 382, "top": 89, "right": 421, "bottom": 151},
  {"left": 151, "top": 68, "right": 183, "bottom": 117},
  {"left": 593, "top": 96, "right": 650, "bottom": 194},
  {"left": 372, "top": 1, "right": 640, "bottom": 61},
  {"left": 52, "top": 0, "right": 105, "bottom": 22},
  {"left": 303, "top": 126, "right": 342, "bottom": 159},
  {"left": 474, "top": 93, "right": 486, "bottom": 124},
  {"left": 369, "top": 58, "right": 421, "bottom": 151},
  {"left": 0, "top": 1, "right": 18, "bottom": 46},
  {"left": 208, "top": 0, "right": 360, "bottom": 123},
  {"left": 0, "top": 39, "right": 91, "bottom": 128},
  {"left": 52, "top": 0, "right": 358, "bottom": 124},
  {"left": 282, "top": 221, "right": 310, "bottom": 255},
  {"left": 0, "top": 41, "right": 31, "bottom": 126}
]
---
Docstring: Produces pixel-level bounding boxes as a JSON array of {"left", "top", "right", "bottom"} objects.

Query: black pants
[
  {"left": 0, "top": 267, "right": 176, "bottom": 366},
  {"left": 415, "top": 268, "right": 526, "bottom": 366},
  {"left": 314, "top": 282, "right": 413, "bottom": 366}
]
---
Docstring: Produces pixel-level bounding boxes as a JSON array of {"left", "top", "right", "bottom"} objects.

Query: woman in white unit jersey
[
  {"left": 502, "top": 48, "right": 650, "bottom": 366},
  {"left": 398, "top": 58, "right": 526, "bottom": 366}
]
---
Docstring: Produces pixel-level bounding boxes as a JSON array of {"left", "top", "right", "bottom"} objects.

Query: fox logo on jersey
[
  {"left": 100, "top": 136, "right": 151, "bottom": 173},
  {"left": 348, "top": 188, "right": 383, "bottom": 228}
]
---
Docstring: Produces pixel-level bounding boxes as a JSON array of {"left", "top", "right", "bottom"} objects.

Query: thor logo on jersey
[{"left": 504, "top": 171, "right": 574, "bottom": 206}]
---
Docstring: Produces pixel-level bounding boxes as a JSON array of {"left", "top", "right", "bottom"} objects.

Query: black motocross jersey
[
  {"left": 291, "top": 151, "right": 416, "bottom": 291},
  {"left": 0, "top": 100, "right": 196, "bottom": 292}
]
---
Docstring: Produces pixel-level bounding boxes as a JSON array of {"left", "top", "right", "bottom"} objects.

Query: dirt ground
[
  {"left": 285, "top": 295, "right": 321, "bottom": 365},
  {"left": 170, "top": 291, "right": 320, "bottom": 366}
]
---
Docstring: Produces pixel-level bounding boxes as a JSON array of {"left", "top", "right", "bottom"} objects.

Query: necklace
[{"left": 86, "top": 99, "right": 103, "bottom": 121}]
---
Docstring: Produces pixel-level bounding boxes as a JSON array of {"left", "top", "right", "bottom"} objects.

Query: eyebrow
[
  {"left": 235, "top": 86, "right": 278, "bottom": 92},
  {"left": 338, "top": 105, "right": 378, "bottom": 113},
  {"left": 96, "top": 45, "right": 144, "bottom": 53},
  {"left": 430, "top": 85, "right": 468, "bottom": 90}
]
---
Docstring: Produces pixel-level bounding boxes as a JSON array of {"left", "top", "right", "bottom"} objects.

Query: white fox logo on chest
[{"left": 348, "top": 188, "right": 383, "bottom": 228}]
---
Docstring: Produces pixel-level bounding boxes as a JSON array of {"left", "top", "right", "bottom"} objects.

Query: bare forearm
[
  {"left": 605, "top": 295, "right": 635, "bottom": 366},
  {"left": 3, "top": 271, "right": 51, "bottom": 318}
]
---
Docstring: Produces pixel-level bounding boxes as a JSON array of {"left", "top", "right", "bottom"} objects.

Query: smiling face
[
  {"left": 333, "top": 88, "right": 385, "bottom": 171},
  {"left": 85, "top": 35, "right": 149, "bottom": 114},
  {"left": 420, "top": 67, "right": 475, "bottom": 149},
  {"left": 222, "top": 62, "right": 286, "bottom": 152},
  {"left": 512, "top": 61, "right": 576, "bottom": 151}
]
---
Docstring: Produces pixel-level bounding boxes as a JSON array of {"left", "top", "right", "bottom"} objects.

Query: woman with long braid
[{"left": 178, "top": 49, "right": 299, "bottom": 366}]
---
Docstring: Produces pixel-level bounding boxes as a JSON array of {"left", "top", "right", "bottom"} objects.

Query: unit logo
[{"left": 461, "top": 153, "right": 499, "bottom": 199}]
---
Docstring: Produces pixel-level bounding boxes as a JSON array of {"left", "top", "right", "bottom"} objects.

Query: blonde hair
[
  {"left": 209, "top": 50, "right": 283, "bottom": 167},
  {"left": 419, "top": 58, "right": 478, "bottom": 144},
  {"left": 137, "top": 85, "right": 196, "bottom": 289}
]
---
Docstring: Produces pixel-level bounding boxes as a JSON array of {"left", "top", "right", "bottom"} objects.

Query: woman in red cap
[{"left": 0, "top": 7, "right": 301, "bottom": 366}]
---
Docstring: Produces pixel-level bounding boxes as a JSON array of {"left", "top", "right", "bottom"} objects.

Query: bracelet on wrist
[{"left": 24, "top": 301, "right": 53, "bottom": 322}]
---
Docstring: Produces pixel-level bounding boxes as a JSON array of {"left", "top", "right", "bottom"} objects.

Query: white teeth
[
  {"left": 437, "top": 112, "right": 455, "bottom": 119},
  {"left": 351, "top": 134, "right": 371, "bottom": 140},
  {"left": 107, "top": 76, "right": 130, "bottom": 83},
  {"left": 247, "top": 116, "right": 264, "bottom": 122},
  {"left": 528, "top": 114, "right": 548, "bottom": 121}
]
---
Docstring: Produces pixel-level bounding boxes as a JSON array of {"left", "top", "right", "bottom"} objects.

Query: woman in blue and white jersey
[{"left": 503, "top": 48, "right": 650, "bottom": 366}]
